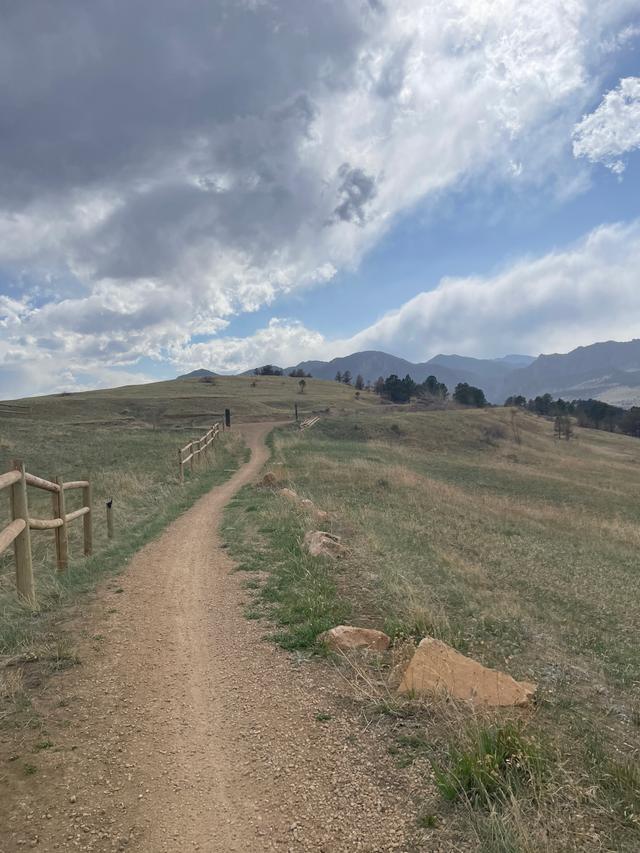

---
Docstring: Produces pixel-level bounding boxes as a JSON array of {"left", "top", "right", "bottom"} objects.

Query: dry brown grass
[{"left": 226, "top": 407, "right": 640, "bottom": 850}]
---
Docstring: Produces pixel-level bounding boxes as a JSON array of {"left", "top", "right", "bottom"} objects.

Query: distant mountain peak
[{"left": 178, "top": 368, "right": 218, "bottom": 379}]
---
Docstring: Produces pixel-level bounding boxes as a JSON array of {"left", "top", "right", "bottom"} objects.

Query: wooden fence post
[
  {"left": 106, "top": 499, "right": 114, "bottom": 539},
  {"left": 190, "top": 440, "right": 196, "bottom": 475},
  {"left": 82, "top": 482, "right": 93, "bottom": 556},
  {"left": 52, "top": 476, "right": 69, "bottom": 572},
  {"left": 10, "top": 460, "right": 35, "bottom": 604},
  {"left": 178, "top": 448, "right": 184, "bottom": 483}
]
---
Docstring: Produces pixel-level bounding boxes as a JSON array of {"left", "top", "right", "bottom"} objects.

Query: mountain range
[{"left": 179, "top": 338, "right": 640, "bottom": 407}]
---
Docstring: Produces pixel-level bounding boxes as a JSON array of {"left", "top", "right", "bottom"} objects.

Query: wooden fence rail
[
  {"left": 178, "top": 423, "right": 221, "bottom": 483},
  {"left": 299, "top": 416, "right": 320, "bottom": 431},
  {"left": 0, "top": 460, "right": 93, "bottom": 605}
]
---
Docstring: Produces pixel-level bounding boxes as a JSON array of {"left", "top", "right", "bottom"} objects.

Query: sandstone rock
[
  {"left": 261, "top": 471, "right": 278, "bottom": 487},
  {"left": 315, "top": 510, "right": 330, "bottom": 522},
  {"left": 303, "top": 531, "right": 347, "bottom": 559},
  {"left": 398, "top": 637, "right": 536, "bottom": 707},
  {"left": 299, "top": 498, "right": 315, "bottom": 511},
  {"left": 279, "top": 487, "right": 298, "bottom": 501},
  {"left": 318, "top": 625, "right": 391, "bottom": 652}
]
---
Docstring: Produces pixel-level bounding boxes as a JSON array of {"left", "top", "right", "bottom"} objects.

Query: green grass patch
[
  {"left": 222, "top": 481, "right": 350, "bottom": 650},
  {"left": 433, "top": 722, "right": 547, "bottom": 809}
]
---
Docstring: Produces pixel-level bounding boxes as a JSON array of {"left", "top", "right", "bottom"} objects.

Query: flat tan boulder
[
  {"left": 303, "top": 530, "right": 347, "bottom": 559},
  {"left": 315, "top": 509, "right": 330, "bottom": 522},
  {"left": 299, "top": 498, "right": 315, "bottom": 511},
  {"left": 318, "top": 625, "right": 391, "bottom": 652},
  {"left": 279, "top": 487, "right": 298, "bottom": 501},
  {"left": 398, "top": 637, "right": 536, "bottom": 707}
]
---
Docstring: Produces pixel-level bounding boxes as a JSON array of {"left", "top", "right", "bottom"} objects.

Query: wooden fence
[
  {"left": 0, "top": 460, "right": 92, "bottom": 605},
  {"left": 178, "top": 423, "right": 221, "bottom": 483},
  {"left": 299, "top": 416, "right": 320, "bottom": 431}
]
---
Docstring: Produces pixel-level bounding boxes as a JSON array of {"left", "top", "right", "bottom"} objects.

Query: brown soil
[{"left": 0, "top": 423, "right": 429, "bottom": 853}]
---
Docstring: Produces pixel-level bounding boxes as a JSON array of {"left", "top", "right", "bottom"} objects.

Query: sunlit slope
[{"left": 1, "top": 375, "right": 379, "bottom": 426}]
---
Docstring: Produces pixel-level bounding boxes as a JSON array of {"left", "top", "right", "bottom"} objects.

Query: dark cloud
[
  {"left": 333, "top": 164, "right": 377, "bottom": 225},
  {"left": 0, "top": 1, "right": 366, "bottom": 208}
]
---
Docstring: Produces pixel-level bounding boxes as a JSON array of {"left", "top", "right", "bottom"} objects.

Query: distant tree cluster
[
  {"left": 370, "top": 372, "right": 451, "bottom": 404},
  {"left": 289, "top": 368, "right": 312, "bottom": 378},
  {"left": 380, "top": 374, "right": 417, "bottom": 402},
  {"left": 423, "top": 375, "right": 449, "bottom": 399},
  {"left": 505, "top": 392, "right": 640, "bottom": 438},
  {"left": 453, "top": 382, "right": 487, "bottom": 407},
  {"left": 334, "top": 370, "right": 353, "bottom": 384},
  {"left": 254, "top": 364, "right": 283, "bottom": 376}
]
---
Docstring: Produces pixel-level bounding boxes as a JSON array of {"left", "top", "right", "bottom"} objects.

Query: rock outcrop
[{"left": 398, "top": 637, "right": 536, "bottom": 707}]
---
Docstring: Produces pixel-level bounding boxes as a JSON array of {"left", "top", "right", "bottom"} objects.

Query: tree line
[
  {"left": 505, "top": 393, "right": 640, "bottom": 437},
  {"left": 345, "top": 372, "right": 486, "bottom": 406},
  {"left": 253, "top": 365, "right": 312, "bottom": 377}
]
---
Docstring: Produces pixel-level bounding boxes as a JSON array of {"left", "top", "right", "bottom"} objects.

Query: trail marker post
[{"left": 106, "top": 499, "right": 114, "bottom": 539}]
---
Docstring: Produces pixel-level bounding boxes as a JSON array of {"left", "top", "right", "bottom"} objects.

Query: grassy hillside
[
  {"left": 0, "top": 412, "right": 248, "bottom": 656},
  {"left": 223, "top": 407, "right": 640, "bottom": 850},
  {"left": 0, "top": 375, "right": 376, "bottom": 651},
  {"left": 1, "top": 374, "right": 379, "bottom": 427}
]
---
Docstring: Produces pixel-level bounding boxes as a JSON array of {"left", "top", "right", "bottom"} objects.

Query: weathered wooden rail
[
  {"left": 0, "top": 461, "right": 92, "bottom": 605},
  {"left": 299, "top": 416, "right": 320, "bottom": 431},
  {"left": 178, "top": 423, "right": 221, "bottom": 483}
]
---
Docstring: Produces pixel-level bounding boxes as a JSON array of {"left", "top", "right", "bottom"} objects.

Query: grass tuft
[{"left": 433, "top": 722, "right": 547, "bottom": 810}]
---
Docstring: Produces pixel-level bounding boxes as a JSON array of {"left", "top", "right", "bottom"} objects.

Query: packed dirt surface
[{"left": 1, "top": 423, "right": 427, "bottom": 853}]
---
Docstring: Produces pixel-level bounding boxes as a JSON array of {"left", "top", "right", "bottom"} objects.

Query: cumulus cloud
[
  {"left": 347, "top": 220, "right": 640, "bottom": 359},
  {"left": 0, "top": 1, "right": 638, "bottom": 394},
  {"left": 177, "top": 220, "right": 640, "bottom": 375},
  {"left": 172, "top": 319, "right": 329, "bottom": 375},
  {"left": 573, "top": 77, "right": 640, "bottom": 173}
]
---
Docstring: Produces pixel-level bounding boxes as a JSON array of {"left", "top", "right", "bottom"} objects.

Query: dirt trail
[{"left": 1, "top": 423, "right": 423, "bottom": 853}]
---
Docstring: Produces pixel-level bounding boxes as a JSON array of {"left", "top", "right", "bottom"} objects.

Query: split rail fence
[
  {"left": 178, "top": 423, "right": 222, "bottom": 483},
  {"left": 299, "top": 416, "right": 320, "bottom": 431},
  {"left": 0, "top": 461, "right": 92, "bottom": 605}
]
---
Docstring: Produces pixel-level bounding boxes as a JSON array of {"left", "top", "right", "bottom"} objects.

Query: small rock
[
  {"left": 260, "top": 472, "right": 279, "bottom": 488},
  {"left": 303, "top": 531, "right": 347, "bottom": 559},
  {"left": 69, "top": 796, "right": 77, "bottom": 804},
  {"left": 318, "top": 626, "right": 391, "bottom": 652},
  {"left": 279, "top": 488, "right": 298, "bottom": 501},
  {"left": 398, "top": 637, "right": 536, "bottom": 706},
  {"left": 299, "top": 499, "right": 315, "bottom": 511}
]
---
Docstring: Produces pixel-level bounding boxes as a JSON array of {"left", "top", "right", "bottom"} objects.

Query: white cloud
[
  {"left": 175, "top": 220, "right": 640, "bottom": 374},
  {"left": 346, "top": 220, "right": 640, "bottom": 359},
  {"left": 1, "top": 1, "right": 638, "bottom": 393},
  {"left": 172, "top": 319, "right": 329, "bottom": 375},
  {"left": 572, "top": 77, "right": 640, "bottom": 173}
]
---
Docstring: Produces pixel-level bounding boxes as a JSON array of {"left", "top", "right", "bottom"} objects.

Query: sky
[{"left": 1, "top": 0, "right": 640, "bottom": 397}]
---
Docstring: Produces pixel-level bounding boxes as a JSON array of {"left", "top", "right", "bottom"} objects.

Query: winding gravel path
[{"left": 1, "top": 423, "right": 424, "bottom": 853}]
